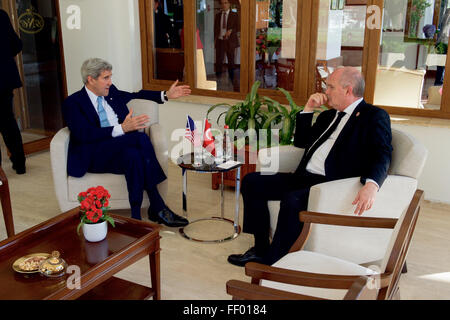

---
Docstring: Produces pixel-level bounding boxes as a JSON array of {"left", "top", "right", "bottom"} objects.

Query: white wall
[
  {"left": 392, "top": 123, "right": 450, "bottom": 204},
  {"left": 59, "top": 0, "right": 142, "bottom": 94},
  {"left": 160, "top": 100, "right": 228, "bottom": 161}
]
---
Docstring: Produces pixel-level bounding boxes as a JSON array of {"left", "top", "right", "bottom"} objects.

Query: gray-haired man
[{"left": 63, "top": 58, "right": 191, "bottom": 226}]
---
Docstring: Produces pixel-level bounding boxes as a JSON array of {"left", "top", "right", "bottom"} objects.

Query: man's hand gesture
[
  {"left": 166, "top": 80, "right": 191, "bottom": 99},
  {"left": 121, "top": 109, "right": 150, "bottom": 133}
]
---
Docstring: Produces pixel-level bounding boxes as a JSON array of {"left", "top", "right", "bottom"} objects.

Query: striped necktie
[{"left": 97, "top": 96, "right": 110, "bottom": 127}]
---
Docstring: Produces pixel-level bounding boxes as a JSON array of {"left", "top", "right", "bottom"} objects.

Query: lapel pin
[{"left": 356, "top": 112, "right": 360, "bottom": 117}]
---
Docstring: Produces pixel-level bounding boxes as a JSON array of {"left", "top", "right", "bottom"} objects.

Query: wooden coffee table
[{"left": 0, "top": 208, "right": 161, "bottom": 300}]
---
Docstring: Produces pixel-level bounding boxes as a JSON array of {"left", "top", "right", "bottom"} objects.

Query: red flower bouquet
[{"left": 76, "top": 186, "right": 115, "bottom": 234}]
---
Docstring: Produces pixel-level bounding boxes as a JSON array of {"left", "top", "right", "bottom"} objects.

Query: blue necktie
[{"left": 97, "top": 96, "right": 110, "bottom": 127}]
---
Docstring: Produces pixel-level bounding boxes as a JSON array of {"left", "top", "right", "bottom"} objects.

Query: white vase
[{"left": 82, "top": 220, "right": 107, "bottom": 242}]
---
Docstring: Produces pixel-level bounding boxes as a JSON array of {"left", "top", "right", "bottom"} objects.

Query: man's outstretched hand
[
  {"left": 121, "top": 109, "right": 150, "bottom": 133},
  {"left": 166, "top": 80, "right": 191, "bottom": 99}
]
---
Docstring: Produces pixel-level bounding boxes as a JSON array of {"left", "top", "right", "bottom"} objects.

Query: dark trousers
[
  {"left": 87, "top": 131, "right": 166, "bottom": 219},
  {"left": 241, "top": 171, "right": 328, "bottom": 265},
  {"left": 215, "top": 39, "right": 235, "bottom": 81},
  {"left": 0, "top": 90, "right": 25, "bottom": 168}
]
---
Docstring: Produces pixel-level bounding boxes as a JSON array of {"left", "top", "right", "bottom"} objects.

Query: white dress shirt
[
  {"left": 302, "top": 98, "right": 379, "bottom": 188},
  {"left": 85, "top": 86, "right": 167, "bottom": 138},
  {"left": 85, "top": 86, "right": 124, "bottom": 137}
]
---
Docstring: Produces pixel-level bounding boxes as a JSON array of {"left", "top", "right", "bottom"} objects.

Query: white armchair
[
  {"left": 257, "top": 128, "right": 427, "bottom": 264},
  {"left": 50, "top": 100, "right": 168, "bottom": 212},
  {"left": 227, "top": 128, "right": 428, "bottom": 300}
]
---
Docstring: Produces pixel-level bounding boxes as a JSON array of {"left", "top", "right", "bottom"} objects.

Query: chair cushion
[
  {"left": 261, "top": 250, "right": 377, "bottom": 300},
  {"left": 389, "top": 128, "right": 428, "bottom": 179},
  {"left": 68, "top": 173, "right": 129, "bottom": 201}
]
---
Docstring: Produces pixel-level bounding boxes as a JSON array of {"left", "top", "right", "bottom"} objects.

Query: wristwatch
[{"left": 163, "top": 91, "right": 168, "bottom": 101}]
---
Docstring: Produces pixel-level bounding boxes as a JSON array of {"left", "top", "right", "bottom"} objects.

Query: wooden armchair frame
[
  {"left": 226, "top": 189, "right": 424, "bottom": 300},
  {"left": 0, "top": 167, "right": 15, "bottom": 237}
]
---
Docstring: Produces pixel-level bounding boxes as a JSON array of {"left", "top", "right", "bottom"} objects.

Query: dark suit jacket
[
  {"left": 62, "top": 84, "right": 163, "bottom": 178},
  {"left": 0, "top": 9, "right": 22, "bottom": 91},
  {"left": 294, "top": 100, "right": 392, "bottom": 188},
  {"left": 214, "top": 10, "right": 239, "bottom": 49}
]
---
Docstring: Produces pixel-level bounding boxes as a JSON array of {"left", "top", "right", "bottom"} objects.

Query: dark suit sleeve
[
  {"left": 361, "top": 109, "right": 392, "bottom": 188},
  {"left": 63, "top": 96, "right": 114, "bottom": 144},
  {"left": 111, "top": 85, "right": 164, "bottom": 105},
  {"left": 0, "top": 9, "right": 22, "bottom": 57},
  {"left": 230, "top": 12, "right": 239, "bottom": 33}
]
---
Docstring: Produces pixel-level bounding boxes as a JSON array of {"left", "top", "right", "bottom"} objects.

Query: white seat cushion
[{"left": 261, "top": 250, "right": 376, "bottom": 300}]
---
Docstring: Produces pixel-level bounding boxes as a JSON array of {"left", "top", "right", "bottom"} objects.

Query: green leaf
[
  {"left": 278, "top": 87, "right": 297, "bottom": 108},
  {"left": 76, "top": 221, "right": 83, "bottom": 235},
  {"left": 262, "top": 112, "right": 283, "bottom": 129},
  {"left": 104, "top": 215, "right": 115, "bottom": 228},
  {"left": 207, "top": 103, "right": 232, "bottom": 117}
]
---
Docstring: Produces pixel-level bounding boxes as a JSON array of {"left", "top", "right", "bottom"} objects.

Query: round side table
[{"left": 177, "top": 153, "right": 242, "bottom": 243}]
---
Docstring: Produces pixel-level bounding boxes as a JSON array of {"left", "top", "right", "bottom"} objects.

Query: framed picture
[
  {"left": 338, "top": 0, "right": 345, "bottom": 9},
  {"left": 330, "top": 0, "right": 338, "bottom": 10}
]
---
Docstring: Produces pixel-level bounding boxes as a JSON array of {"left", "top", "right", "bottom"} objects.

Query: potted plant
[
  {"left": 207, "top": 81, "right": 274, "bottom": 189},
  {"left": 77, "top": 186, "right": 115, "bottom": 242},
  {"left": 207, "top": 81, "right": 274, "bottom": 149}
]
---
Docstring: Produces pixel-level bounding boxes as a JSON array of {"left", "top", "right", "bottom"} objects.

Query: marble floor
[{"left": 1, "top": 144, "right": 450, "bottom": 300}]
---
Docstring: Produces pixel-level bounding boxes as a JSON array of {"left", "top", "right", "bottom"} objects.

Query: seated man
[
  {"left": 228, "top": 67, "right": 393, "bottom": 266},
  {"left": 63, "top": 58, "right": 191, "bottom": 227}
]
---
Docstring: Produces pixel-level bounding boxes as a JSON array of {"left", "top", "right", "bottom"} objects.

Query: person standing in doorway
[
  {"left": 0, "top": 9, "right": 26, "bottom": 174},
  {"left": 214, "top": 0, "right": 239, "bottom": 90}
]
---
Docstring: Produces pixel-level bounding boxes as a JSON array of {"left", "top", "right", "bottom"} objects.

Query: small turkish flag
[{"left": 202, "top": 118, "right": 215, "bottom": 156}]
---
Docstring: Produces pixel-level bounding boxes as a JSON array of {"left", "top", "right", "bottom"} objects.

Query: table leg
[
  {"left": 149, "top": 249, "right": 161, "bottom": 300},
  {"left": 182, "top": 168, "right": 187, "bottom": 218},
  {"left": 220, "top": 172, "right": 224, "bottom": 219},
  {"left": 234, "top": 167, "right": 241, "bottom": 230}
]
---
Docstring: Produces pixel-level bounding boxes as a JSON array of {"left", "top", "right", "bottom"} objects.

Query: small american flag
[{"left": 185, "top": 115, "right": 197, "bottom": 144}]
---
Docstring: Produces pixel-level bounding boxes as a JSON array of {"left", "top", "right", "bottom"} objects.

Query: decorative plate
[{"left": 12, "top": 253, "right": 50, "bottom": 274}]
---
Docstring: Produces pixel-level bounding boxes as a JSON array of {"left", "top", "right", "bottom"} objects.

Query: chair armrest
[
  {"left": 307, "top": 176, "right": 418, "bottom": 218},
  {"left": 50, "top": 128, "right": 71, "bottom": 211},
  {"left": 226, "top": 280, "right": 323, "bottom": 300},
  {"left": 244, "top": 262, "right": 392, "bottom": 290},
  {"left": 299, "top": 211, "right": 398, "bottom": 229},
  {"left": 257, "top": 145, "right": 305, "bottom": 173},
  {"left": 245, "top": 262, "right": 362, "bottom": 289},
  {"left": 148, "top": 123, "right": 168, "bottom": 176}
]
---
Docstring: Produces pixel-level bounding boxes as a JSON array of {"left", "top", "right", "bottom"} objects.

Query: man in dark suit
[
  {"left": 0, "top": 9, "right": 26, "bottom": 174},
  {"left": 63, "top": 58, "right": 191, "bottom": 226},
  {"left": 214, "top": 0, "right": 239, "bottom": 88},
  {"left": 228, "top": 67, "right": 393, "bottom": 266},
  {"left": 154, "top": 0, "right": 173, "bottom": 48}
]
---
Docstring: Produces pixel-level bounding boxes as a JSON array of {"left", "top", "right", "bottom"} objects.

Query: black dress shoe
[
  {"left": 227, "top": 247, "right": 263, "bottom": 267},
  {"left": 148, "top": 207, "right": 189, "bottom": 227},
  {"left": 12, "top": 163, "right": 26, "bottom": 174}
]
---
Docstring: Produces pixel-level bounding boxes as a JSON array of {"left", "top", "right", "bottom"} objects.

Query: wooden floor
[{"left": 1, "top": 146, "right": 450, "bottom": 299}]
